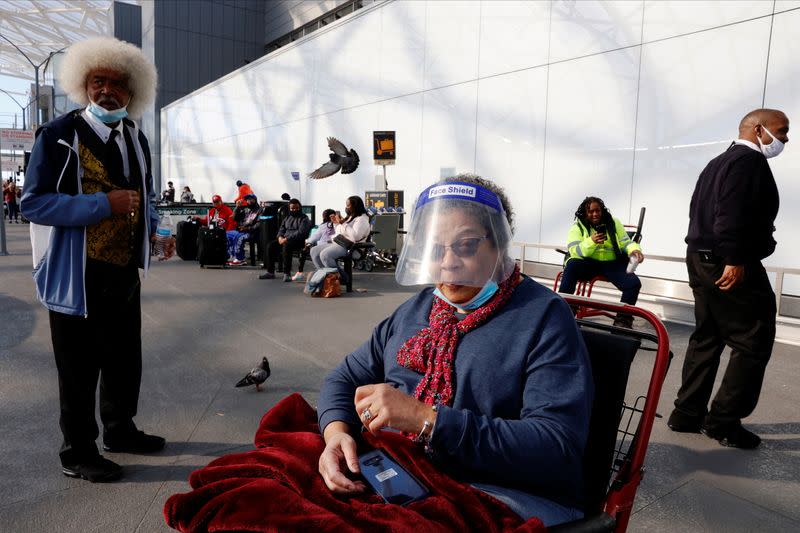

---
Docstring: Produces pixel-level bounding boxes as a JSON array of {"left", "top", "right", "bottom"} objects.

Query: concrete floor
[{"left": 1, "top": 221, "right": 798, "bottom": 532}]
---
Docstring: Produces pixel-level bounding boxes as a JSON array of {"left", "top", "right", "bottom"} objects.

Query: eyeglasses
[{"left": 430, "top": 236, "right": 488, "bottom": 261}]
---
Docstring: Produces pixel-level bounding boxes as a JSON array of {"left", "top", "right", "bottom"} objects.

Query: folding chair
[
  {"left": 550, "top": 297, "right": 671, "bottom": 533},
  {"left": 554, "top": 208, "right": 646, "bottom": 318}
]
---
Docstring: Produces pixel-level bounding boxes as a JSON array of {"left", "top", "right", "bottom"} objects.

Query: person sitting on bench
[
  {"left": 292, "top": 208, "right": 336, "bottom": 282},
  {"left": 310, "top": 195, "right": 370, "bottom": 269},
  {"left": 557, "top": 196, "right": 644, "bottom": 328},
  {"left": 225, "top": 194, "right": 263, "bottom": 266},
  {"left": 259, "top": 198, "right": 311, "bottom": 281}
]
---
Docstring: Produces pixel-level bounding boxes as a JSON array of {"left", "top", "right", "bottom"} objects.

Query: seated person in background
[
  {"left": 310, "top": 195, "right": 370, "bottom": 269},
  {"left": 292, "top": 208, "right": 336, "bottom": 282},
  {"left": 317, "top": 174, "right": 593, "bottom": 527},
  {"left": 180, "top": 186, "right": 194, "bottom": 203},
  {"left": 194, "top": 194, "right": 235, "bottom": 231},
  {"left": 557, "top": 196, "right": 644, "bottom": 328},
  {"left": 259, "top": 198, "right": 311, "bottom": 280},
  {"left": 225, "top": 194, "right": 263, "bottom": 266},
  {"left": 234, "top": 180, "right": 254, "bottom": 206},
  {"left": 161, "top": 181, "right": 175, "bottom": 203}
]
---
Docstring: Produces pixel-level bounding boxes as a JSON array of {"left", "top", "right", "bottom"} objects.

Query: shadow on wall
[{"left": 0, "top": 296, "right": 36, "bottom": 350}]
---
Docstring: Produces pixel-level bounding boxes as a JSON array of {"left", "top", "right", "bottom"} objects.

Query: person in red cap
[{"left": 194, "top": 195, "right": 235, "bottom": 231}]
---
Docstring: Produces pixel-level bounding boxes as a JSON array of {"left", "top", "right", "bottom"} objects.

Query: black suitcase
[
  {"left": 176, "top": 219, "right": 200, "bottom": 261},
  {"left": 197, "top": 226, "right": 227, "bottom": 267}
]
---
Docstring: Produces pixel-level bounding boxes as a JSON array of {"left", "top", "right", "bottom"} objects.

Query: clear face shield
[{"left": 395, "top": 182, "right": 515, "bottom": 287}]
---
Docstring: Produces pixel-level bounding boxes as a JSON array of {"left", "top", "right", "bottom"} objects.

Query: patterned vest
[{"left": 75, "top": 117, "right": 144, "bottom": 267}]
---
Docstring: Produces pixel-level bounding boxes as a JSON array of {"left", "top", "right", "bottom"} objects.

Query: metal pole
[
  {"left": 0, "top": 133, "right": 8, "bottom": 255},
  {"left": 34, "top": 65, "right": 40, "bottom": 129}
]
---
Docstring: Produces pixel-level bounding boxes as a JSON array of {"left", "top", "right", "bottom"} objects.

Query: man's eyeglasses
[{"left": 430, "top": 236, "right": 488, "bottom": 261}]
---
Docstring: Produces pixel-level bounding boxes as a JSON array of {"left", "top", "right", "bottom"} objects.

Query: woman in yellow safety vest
[{"left": 557, "top": 197, "right": 645, "bottom": 327}]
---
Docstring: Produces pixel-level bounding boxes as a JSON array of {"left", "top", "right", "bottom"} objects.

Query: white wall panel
[
  {"left": 633, "top": 18, "right": 771, "bottom": 261},
  {"left": 313, "top": 7, "right": 383, "bottom": 114},
  {"left": 475, "top": 67, "right": 548, "bottom": 260},
  {"left": 775, "top": 1, "right": 800, "bottom": 12},
  {"left": 419, "top": 82, "right": 478, "bottom": 189},
  {"left": 540, "top": 48, "right": 640, "bottom": 250},
  {"left": 642, "top": 0, "right": 771, "bottom": 42},
  {"left": 423, "top": 1, "right": 480, "bottom": 89},
  {"left": 161, "top": 0, "right": 800, "bottom": 291},
  {"left": 763, "top": 9, "right": 800, "bottom": 293},
  {"left": 377, "top": 1, "right": 426, "bottom": 98},
  {"left": 478, "top": 0, "right": 550, "bottom": 78},
  {"left": 548, "top": 0, "right": 643, "bottom": 63}
]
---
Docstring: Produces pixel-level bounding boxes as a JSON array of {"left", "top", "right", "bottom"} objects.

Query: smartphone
[
  {"left": 358, "top": 449, "right": 429, "bottom": 506},
  {"left": 594, "top": 224, "right": 607, "bottom": 236}
]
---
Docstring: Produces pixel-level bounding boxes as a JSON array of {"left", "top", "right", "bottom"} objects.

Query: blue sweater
[{"left": 318, "top": 277, "right": 593, "bottom": 508}]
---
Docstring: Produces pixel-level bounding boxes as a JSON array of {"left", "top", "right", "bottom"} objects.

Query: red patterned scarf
[{"left": 397, "top": 264, "right": 522, "bottom": 407}]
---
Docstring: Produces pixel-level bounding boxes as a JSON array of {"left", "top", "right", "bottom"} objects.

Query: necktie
[{"left": 106, "top": 129, "right": 125, "bottom": 184}]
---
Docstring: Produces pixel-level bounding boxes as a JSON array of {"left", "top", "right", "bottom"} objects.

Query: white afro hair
[{"left": 58, "top": 37, "right": 157, "bottom": 119}]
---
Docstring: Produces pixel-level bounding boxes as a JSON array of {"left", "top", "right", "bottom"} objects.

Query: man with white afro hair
[
  {"left": 58, "top": 36, "right": 157, "bottom": 119},
  {"left": 20, "top": 36, "right": 171, "bottom": 483}
]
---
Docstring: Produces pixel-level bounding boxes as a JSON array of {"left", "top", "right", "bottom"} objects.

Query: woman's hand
[
  {"left": 354, "top": 384, "right": 434, "bottom": 435},
  {"left": 318, "top": 422, "right": 365, "bottom": 494},
  {"left": 632, "top": 250, "right": 644, "bottom": 263},
  {"left": 591, "top": 232, "right": 606, "bottom": 244}
]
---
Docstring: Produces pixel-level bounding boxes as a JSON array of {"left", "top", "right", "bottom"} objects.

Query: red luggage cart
[{"left": 551, "top": 297, "right": 671, "bottom": 533}]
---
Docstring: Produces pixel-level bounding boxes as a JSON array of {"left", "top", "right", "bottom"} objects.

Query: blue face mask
[
  {"left": 434, "top": 280, "right": 499, "bottom": 311},
  {"left": 87, "top": 101, "right": 128, "bottom": 123}
]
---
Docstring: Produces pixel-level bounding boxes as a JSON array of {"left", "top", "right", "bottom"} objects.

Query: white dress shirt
[{"left": 82, "top": 107, "right": 130, "bottom": 178}]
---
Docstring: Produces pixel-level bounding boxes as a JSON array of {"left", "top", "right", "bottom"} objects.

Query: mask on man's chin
[{"left": 87, "top": 100, "right": 129, "bottom": 124}]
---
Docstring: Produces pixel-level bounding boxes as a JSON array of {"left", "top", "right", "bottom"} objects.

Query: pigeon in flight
[
  {"left": 235, "top": 357, "right": 271, "bottom": 391},
  {"left": 308, "top": 137, "right": 360, "bottom": 179}
]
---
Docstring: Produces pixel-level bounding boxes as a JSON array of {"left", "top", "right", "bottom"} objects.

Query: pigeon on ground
[
  {"left": 308, "top": 137, "right": 360, "bottom": 179},
  {"left": 235, "top": 357, "right": 271, "bottom": 391}
]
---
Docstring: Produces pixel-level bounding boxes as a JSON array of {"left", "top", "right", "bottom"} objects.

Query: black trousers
[
  {"left": 672, "top": 252, "right": 776, "bottom": 431},
  {"left": 558, "top": 257, "right": 641, "bottom": 305},
  {"left": 265, "top": 239, "right": 304, "bottom": 274},
  {"left": 49, "top": 261, "right": 142, "bottom": 465}
]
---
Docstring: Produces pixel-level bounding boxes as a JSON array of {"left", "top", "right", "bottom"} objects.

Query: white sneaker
[{"left": 291, "top": 272, "right": 305, "bottom": 281}]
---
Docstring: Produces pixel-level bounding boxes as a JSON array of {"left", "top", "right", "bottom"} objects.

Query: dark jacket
[
  {"left": 686, "top": 143, "right": 779, "bottom": 265},
  {"left": 232, "top": 204, "right": 262, "bottom": 233},
  {"left": 278, "top": 212, "right": 311, "bottom": 243}
]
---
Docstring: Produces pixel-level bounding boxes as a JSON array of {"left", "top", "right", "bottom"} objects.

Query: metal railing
[{"left": 513, "top": 241, "right": 800, "bottom": 317}]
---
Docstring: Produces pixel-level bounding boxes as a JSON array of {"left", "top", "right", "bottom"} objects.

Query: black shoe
[
  {"left": 612, "top": 313, "right": 634, "bottom": 329},
  {"left": 667, "top": 410, "right": 703, "bottom": 433},
  {"left": 62, "top": 455, "right": 122, "bottom": 482},
  {"left": 259, "top": 272, "right": 275, "bottom": 280},
  {"left": 103, "top": 430, "right": 165, "bottom": 453},
  {"left": 701, "top": 424, "right": 761, "bottom": 449}
]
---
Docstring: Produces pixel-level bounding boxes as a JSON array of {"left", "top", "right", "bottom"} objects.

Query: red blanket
[{"left": 164, "top": 393, "right": 546, "bottom": 532}]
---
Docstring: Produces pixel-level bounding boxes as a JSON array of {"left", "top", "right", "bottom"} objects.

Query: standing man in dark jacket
[
  {"left": 668, "top": 108, "right": 789, "bottom": 449},
  {"left": 20, "top": 37, "right": 173, "bottom": 482},
  {"left": 260, "top": 198, "right": 311, "bottom": 281}
]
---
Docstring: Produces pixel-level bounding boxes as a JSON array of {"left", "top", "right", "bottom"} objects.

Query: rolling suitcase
[
  {"left": 176, "top": 219, "right": 200, "bottom": 260},
  {"left": 197, "top": 226, "right": 227, "bottom": 267}
]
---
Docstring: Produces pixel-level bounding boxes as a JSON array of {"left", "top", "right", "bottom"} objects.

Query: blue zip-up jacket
[{"left": 20, "top": 110, "right": 158, "bottom": 317}]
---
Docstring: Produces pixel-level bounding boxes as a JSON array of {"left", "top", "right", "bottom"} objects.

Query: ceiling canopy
[{"left": 0, "top": 1, "right": 116, "bottom": 82}]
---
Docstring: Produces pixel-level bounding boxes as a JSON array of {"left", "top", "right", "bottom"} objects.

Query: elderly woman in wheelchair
[{"left": 317, "top": 174, "right": 593, "bottom": 527}]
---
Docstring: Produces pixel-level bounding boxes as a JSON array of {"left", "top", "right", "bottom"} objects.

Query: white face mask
[{"left": 757, "top": 125, "right": 785, "bottom": 159}]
